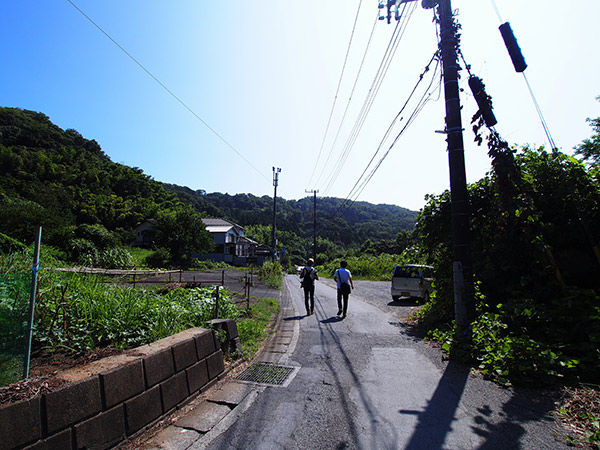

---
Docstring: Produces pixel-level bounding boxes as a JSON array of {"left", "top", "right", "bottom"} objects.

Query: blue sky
[{"left": 2, "top": 1, "right": 599, "bottom": 211}]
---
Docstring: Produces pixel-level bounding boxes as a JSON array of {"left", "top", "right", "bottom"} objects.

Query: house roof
[{"left": 202, "top": 218, "right": 244, "bottom": 234}]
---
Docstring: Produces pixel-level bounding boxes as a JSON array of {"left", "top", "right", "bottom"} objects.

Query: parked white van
[{"left": 391, "top": 264, "right": 433, "bottom": 302}]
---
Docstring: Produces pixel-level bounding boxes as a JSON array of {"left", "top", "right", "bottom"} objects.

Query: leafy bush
[
  {"left": 257, "top": 261, "right": 282, "bottom": 289},
  {"left": 34, "top": 272, "right": 239, "bottom": 352},
  {"left": 317, "top": 251, "right": 424, "bottom": 281}
]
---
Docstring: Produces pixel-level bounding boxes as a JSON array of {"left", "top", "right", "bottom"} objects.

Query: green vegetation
[
  {"left": 236, "top": 298, "right": 279, "bottom": 360},
  {"left": 317, "top": 250, "right": 423, "bottom": 281},
  {"left": 413, "top": 142, "right": 600, "bottom": 385},
  {"left": 257, "top": 261, "right": 283, "bottom": 289}
]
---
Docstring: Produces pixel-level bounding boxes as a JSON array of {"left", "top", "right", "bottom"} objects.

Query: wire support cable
[
  {"left": 307, "top": 0, "right": 365, "bottom": 188},
  {"left": 319, "top": 1, "right": 418, "bottom": 195},
  {"left": 522, "top": 73, "right": 557, "bottom": 152},
  {"left": 65, "top": 0, "right": 268, "bottom": 181}
]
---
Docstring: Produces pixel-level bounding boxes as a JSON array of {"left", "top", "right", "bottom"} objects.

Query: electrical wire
[
  {"left": 307, "top": 0, "right": 365, "bottom": 188},
  {"left": 334, "top": 51, "right": 442, "bottom": 217},
  {"left": 311, "top": 9, "right": 381, "bottom": 189},
  {"left": 489, "top": 0, "right": 503, "bottom": 23},
  {"left": 319, "top": 1, "right": 418, "bottom": 195},
  {"left": 65, "top": 0, "right": 268, "bottom": 181}
]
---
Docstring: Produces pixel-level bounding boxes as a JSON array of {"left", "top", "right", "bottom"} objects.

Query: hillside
[
  {"left": 0, "top": 106, "right": 417, "bottom": 265},
  {"left": 164, "top": 185, "right": 418, "bottom": 248}
]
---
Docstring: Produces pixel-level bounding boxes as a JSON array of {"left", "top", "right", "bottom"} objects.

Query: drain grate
[{"left": 235, "top": 362, "right": 297, "bottom": 386}]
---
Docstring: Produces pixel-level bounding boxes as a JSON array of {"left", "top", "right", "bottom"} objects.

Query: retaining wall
[{"left": 0, "top": 327, "right": 230, "bottom": 450}]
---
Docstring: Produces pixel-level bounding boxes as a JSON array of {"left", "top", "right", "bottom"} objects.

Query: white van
[{"left": 391, "top": 264, "right": 433, "bottom": 301}]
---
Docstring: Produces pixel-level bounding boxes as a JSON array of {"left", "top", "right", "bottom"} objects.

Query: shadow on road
[
  {"left": 283, "top": 315, "right": 304, "bottom": 321},
  {"left": 402, "top": 359, "right": 470, "bottom": 449}
]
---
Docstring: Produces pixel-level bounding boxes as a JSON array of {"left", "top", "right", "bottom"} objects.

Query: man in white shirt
[{"left": 333, "top": 260, "right": 354, "bottom": 319}]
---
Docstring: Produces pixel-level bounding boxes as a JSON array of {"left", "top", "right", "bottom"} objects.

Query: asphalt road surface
[{"left": 199, "top": 274, "right": 570, "bottom": 450}]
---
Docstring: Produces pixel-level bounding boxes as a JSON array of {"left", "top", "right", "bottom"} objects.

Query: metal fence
[{"left": 0, "top": 272, "right": 32, "bottom": 386}]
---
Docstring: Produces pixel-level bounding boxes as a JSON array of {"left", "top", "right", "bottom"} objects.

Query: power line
[
  {"left": 336, "top": 52, "right": 442, "bottom": 215},
  {"left": 307, "top": 0, "right": 365, "bottom": 188},
  {"left": 311, "top": 9, "right": 381, "bottom": 189},
  {"left": 320, "top": 2, "right": 418, "bottom": 195},
  {"left": 65, "top": 0, "right": 268, "bottom": 181}
]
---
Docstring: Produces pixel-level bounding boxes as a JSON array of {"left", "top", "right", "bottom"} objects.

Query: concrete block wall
[{"left": 0, "top": 327, "right": 228, "bottom": 450}]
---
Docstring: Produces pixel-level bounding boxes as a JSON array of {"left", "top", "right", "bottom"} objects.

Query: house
[
  {"left": 131, "top": 219, "right": 157, "bottom": 248},
  {"left": 132, "top": 217, "right": 271, "bottom": 266},
  {"left": 196, "top": 218, "right": 272, "bottom": 266}
]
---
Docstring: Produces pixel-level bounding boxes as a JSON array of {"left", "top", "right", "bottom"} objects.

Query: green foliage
[
  {"left": 166, "top": 189, "right": 418, "bottom": 266},
  {"left": 33, "top": 271, "right": 239, "bottom": 353},
  {"left": 0, "top": 232, "right": 26, "bottom": 254},
  {"left": 236, "top": 298, "right": 279, "bottom": 360},
  {"left": 575, "top": 97, "right": 600, "bottom": 168},
  {"left": 0, "top": 107, "right": 211, "bottom": 267},
  {"left": 153, "top": 206, "right": 214, "bottom": 267},
  {"left": 317, "top": 251, "right": 423, "bottom": 281},
  {"left": 257, "top": 261, "right": 283, "bottom": 289},
  {"left": 415, "top": 144, "right": 600, "bottom": 384}
]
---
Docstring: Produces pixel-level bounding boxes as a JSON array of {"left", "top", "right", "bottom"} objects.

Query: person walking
[
  {"left": 334, "top": 260, "right": 354, "bottom": 319},
  {"left": 300, "top": 258, "right": 318, "bottom": 316}
]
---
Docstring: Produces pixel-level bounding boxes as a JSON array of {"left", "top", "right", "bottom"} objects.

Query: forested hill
[
  {"left": 0, "top": 106, "right": 417, "bottom": 261},
  {"left": 164, "top": 185, "right": 417, "bottom": 248}
]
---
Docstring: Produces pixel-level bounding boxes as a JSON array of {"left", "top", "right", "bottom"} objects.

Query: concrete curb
[{"left": 122, "top": 276, "right": 299, "bottom": 449}]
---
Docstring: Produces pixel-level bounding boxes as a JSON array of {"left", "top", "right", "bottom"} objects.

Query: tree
[
  {"left": 154, "top": 207, "right": 213, "bottom": 267},
  {"left": 575, "top": 97, "right": 600, "bottom": 168}
]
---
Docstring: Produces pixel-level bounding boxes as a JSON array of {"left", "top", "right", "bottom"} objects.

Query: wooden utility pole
[
  {"left": 272, "top": 167, "right": 281, "bottom": 259},
  {"left": 438, "top": 0, "right": 474, "bottom": 326},
  {"left": 379, "top": 0, "right": 474, "bottom": 326},
  {"left": 305, "top": 189, "right": 319, "bottom": 263}
]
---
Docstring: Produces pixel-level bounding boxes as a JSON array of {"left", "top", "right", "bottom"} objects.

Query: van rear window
[{"left": 393, "top": 266, "right": 420, "bottom": 278}]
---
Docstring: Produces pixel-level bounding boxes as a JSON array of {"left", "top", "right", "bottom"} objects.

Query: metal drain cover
[{"left": 235, "top": 362, "right": 298, "bottom": 387}]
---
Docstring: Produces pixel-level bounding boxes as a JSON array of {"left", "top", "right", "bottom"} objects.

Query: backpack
[{"left": 301, "top": 267, "right": 314, "bottom": 288}]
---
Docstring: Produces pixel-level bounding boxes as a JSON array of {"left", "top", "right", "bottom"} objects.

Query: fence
[
  {"left": 53, "top": 267, "right": 257, "bottom": 315},
  {"left": 0, "top": 271, "right": 32, "bottom": 386}
]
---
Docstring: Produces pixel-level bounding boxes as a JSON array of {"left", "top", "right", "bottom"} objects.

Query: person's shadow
[
  {"left": 283, "top": 315, "right": 304, "bottom": 321},
  {"left": 320, "top": 316, "right": 343, "bottom": 323}
]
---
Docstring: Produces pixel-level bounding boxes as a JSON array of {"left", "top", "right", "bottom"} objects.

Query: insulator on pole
[
  {"left": 499, "top": 22, "right": 527, "bottom": 73},
  {"left": 468, "top": 76, "right": 498, "bottom": 127}
]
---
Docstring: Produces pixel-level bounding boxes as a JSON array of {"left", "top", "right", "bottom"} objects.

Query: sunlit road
[{"left": 200, "top": 275, "right": 569, "bottom": 450}]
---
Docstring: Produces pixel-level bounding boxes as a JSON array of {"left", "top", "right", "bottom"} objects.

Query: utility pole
[
  {"left": 272, "top": 167, "right": 281, "bottom": 260},
  {"left": 380, "top": 0, "right": 474, "bottom": 326},
  {"left": 305, "top": 189, "right": 319, "bottom": 263}
]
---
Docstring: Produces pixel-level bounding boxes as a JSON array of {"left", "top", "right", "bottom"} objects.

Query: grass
[{"left": 236, "top": 297, "right": 279, "bottom": 360}]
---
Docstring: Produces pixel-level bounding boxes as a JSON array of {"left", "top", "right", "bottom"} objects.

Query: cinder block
[
  {"left": 143, "top": 347, "right": 175, "bottom": 388},
  {"left": 45, "top": 377, "right": 102, "bottom": 434},
  {"left": 195, "top": 329, "right": 217, "bottom": 360},
  {"left": 172, "top": 338, "right": 198, "bottom": 372},
  {"left": 0, "top": 397, "right": 41, "bottom": 449},
  {"left": 210, "top": 319, "right": 239, "bottom": 340},
  {"left": 23, "top": 428, "right": 71, "bottom": 450},
  {"left": 124, "top": 385, "right": 162, "bottom": 435},
  {"left": 160, "top": 371, "right": 189, "bottom": 412},
  {"left": 100, "top": 360, "right": 144, "bottom": 409},
  {"left": 231, "top": 336, "right": 242, "bottom": 353},
  {"left": 206, "top": 349, "right": 225, "bottom": 380},
  {"left": 74, "top": 405, "right": 125, "bottom": 450},
  {"left": 186, "top": 359, "right": 209, "bottom": 393}
]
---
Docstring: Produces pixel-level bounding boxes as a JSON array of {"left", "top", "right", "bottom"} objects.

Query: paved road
[{"left": 195, "top": 275, "right": 570, "bottom": 450}]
